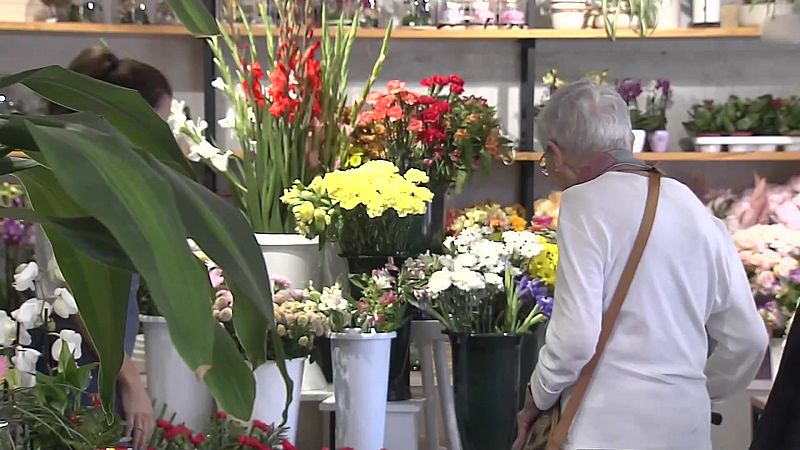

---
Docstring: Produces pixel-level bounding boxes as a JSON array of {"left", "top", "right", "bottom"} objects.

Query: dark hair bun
[{"left": 69, "top": 46, "right": 121, "bottom": 81}]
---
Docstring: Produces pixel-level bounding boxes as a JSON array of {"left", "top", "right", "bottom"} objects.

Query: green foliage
[
  {"left": 778, "top": 97, "right": 800, "bottom": 136},
  {"left": 683, "top": 101, "right": 724, "bottom": 135}
]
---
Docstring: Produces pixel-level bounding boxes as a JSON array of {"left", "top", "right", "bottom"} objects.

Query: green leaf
[
  {"left": 17, "top": 166, "right": 129, "bottom": 409},
  {"left": 167, "top": 0, "right": 220, "bottom": 35},
  {"left": 204, "top": 323, "right": 256, "bottom": 419},
  {"left": 0, "top": 207, "right": 134, "bottom": 271},
  {"left": 0, "top": 69, "right": 193, "bottom": 177},
  {"left": 0, "top": 156, "right": 38, "bottom": 175},
  {"left": 21, "top": 114, "right": 255, "bottom": 417}
]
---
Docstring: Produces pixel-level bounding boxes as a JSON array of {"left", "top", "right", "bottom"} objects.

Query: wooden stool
[{"left": 412, "top": 320, "right": 461, "bottom": 450}]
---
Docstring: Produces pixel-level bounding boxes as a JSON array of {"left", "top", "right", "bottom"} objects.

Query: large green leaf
[
  {"left": 166, "top": 0, "right": 220, "bottom": 35},
  {"left": 0, "top": 69, "right": 192, "bottom": 176},
  {"left": 22, "top": 116, "right": 254, "bottom": 416},
  {"left": 151, "top": 158, "right": 292, "bottom": 417},
  {"left": 0, "top": 207, "right": 133, "bottom": 271},
  {"left": 16, "top": 166, "right": 129, "bottom": 408},
  {"left": 205, "top": 323, "right": 255, "bottom": 420},
  {"left": 0, "top": 156, "right": 38, "bottom": 175}
]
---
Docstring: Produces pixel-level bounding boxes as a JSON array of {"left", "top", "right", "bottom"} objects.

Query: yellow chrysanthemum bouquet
[{"left": 281, "top": 160, "right": 434, "bottom": 256}]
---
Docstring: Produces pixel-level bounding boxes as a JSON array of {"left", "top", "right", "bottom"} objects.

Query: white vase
[
  {"left": 331, "top": 331, "right": 396, "bottom": 450},
  {"left": 770, "top": 337, "right": 786, "bottom": 381},
  {"left": 658, "top": 0, "right": 681, "bottom": 28},
  {"left": 252, "top": 358, "right": 305, "bottom": 443},
  {"left": 632, "top": 129, "right": 646, "bottom": 153},
  {"left": 140, "top": 315, "right": 215, "bottom": 431},
  {"left": 255, "top": 233, "right": 321, "bottom": 289}
]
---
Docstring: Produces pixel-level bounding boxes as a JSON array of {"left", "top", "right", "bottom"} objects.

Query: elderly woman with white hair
[{"left": 513, "top": 80, "right": 768, "bottom": 450}]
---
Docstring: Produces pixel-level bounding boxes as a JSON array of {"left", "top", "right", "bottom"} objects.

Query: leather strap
[{"left": 546, "top": 170, "right": 662, "bottom": 450}]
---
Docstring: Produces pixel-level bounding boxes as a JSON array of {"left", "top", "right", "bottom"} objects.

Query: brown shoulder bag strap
[{"left": 546, "top": 170, "right": 662, "bottom": 450}]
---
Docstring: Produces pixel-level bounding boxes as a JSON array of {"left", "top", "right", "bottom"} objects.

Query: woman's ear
[{"left": 548, "top": 141, "right": 565, "bottom": 173}]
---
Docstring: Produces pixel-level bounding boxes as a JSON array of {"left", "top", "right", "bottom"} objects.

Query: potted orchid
[
  {"left": 168, "top": 0, "right": 393, "bottom": 291},
  {"left": 402, "top": 223, "right": 558, "bottom": 450},
  {"left": 211, "top": 270, "right": 330, "bottom": 443},
  {"left": 616, "top": 78, "right": 673, "bottom": 152}
]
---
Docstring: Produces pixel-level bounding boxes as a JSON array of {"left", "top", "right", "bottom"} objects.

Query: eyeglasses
[{"left": 539, "top": 149, "right": 550, "bottom": 176}]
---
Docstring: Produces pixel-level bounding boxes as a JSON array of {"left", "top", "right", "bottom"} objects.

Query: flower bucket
[
  {"left": 255, "top": 233, "right": 320, "bottom": 289},
  {"left": 330, "top": 330, "right": 396, "bottom": 450},
  {"left": 346, "top": 255, "right": 412, "bottom": 401},
  {"left": 449, "top": 332, "right": 523, "bottom": 450},
  {"left": 632, "top": 129, "right": 646, "bottom": 153},
  {"left": 251, "top": 358, "right": 305, "bottom": 444},
  {"left": 517, "top": 329, "right": 544, "bottom": 411},
  {"left": 140, "top": 315, "right": 214, "bottom": 431},
  {"left": 770, "top": 337, "right": 786, "bottom": 381}
]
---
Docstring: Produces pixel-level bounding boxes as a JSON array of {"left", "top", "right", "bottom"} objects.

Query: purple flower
[
  {"left": 1, "top": 219, "right": 25, "bottom": 246},
  {"left": 655, "top": 79, "right": 672, "bottom": 97},
  {"left": 536, "top": 295, "right": 554, "bottom": 318},
  {"left": 518, "top": 276, "right": 548, "bottom": 303},
  {"left": 789, "top": 268, "right": 800, "bottom": 285},
  {"left": 616, "top": 79, "right": 643, "bottom": 105}
]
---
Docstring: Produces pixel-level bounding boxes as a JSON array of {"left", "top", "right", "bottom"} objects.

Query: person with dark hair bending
[{"left": 41, "top": 46, "right": 174, "bottom": 449}]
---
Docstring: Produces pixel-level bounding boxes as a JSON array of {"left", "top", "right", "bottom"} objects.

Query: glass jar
[
  {"left": 498, "top": 0, "right": 526, "bottom": 27},
  {"left": 118, "top": 0, "right": 150, "bottom": 24},
  {"left": 437, "top": 0, "right": 467, "bottom": 26}
]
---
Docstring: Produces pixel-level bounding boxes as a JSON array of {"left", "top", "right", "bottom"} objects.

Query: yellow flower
[
  {"left": 404, "top": 168, "right": 429, "bottom": 184},
  {"left": 346, "top": 152, "right": 363, "bottom": 168},
  {"left": 529, "top": 242, "right": 559, "bottom": 286},
  {"left": 510, "top": 215, "right": 527, "bottom": 231},
  {"left": 293, "top": 201, "right": 315, "bottom": 223}
]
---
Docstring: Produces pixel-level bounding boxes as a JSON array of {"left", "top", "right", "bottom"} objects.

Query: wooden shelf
[
  {"left": 514, "top": 151, "right": 800, "bottom": 162},
  {"left": 0, "top": 21, "right": 190, "bottom": 36},
  {"left": 0, "top": 21, "right": 762, "bottom": 40}
]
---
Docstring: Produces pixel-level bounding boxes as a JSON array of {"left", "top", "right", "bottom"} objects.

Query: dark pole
[
  {"left": 518, "top": 39, "right": 536, "bottom": 220},
  {"left": 201, "top": 0, "right": 218, "bottom": 191}
]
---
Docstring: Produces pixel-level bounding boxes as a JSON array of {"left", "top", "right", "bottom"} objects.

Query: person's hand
[
  {"left": 512, "top": 386, "right": 541, "bottom": 450},
  {"left": 118, "top": 358, "right": 153, "bottom": 450}
]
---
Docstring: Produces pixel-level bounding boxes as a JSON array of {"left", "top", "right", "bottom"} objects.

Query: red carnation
[
  {"left": 281, "top": 439, "right": 297, "bottom": 450},
  {"left": 434, "top": 101, "right": 451, "bottom": 114},
  {"left": 433, "top": 74, "right": 449, "bottom": 86},
  {"left": 253, "top": 419, "right": 271, "bottom": 432},
  {"left": 156, "top": 419, "right": 173, "bottom": 430},
  {"left": 450, "top": 83, "right": 465, "bottom": 95},
  {"left": 215, "top": 411, "right": 228, "bottom": 420},
  {"left": 418, "top": 95, "right": 436, "bottom": 105},
  {"left": 408, "top": 118, "right": 424, "bottom": 133},
  {"left": 422, "top": 108, "right": 441, "bottom": 124},
  {"left": 164, "top": 424, "right": 190, "bottom": 441},
  {"left": 449, "top": 74, "right": 465, "bottom": 86},
  {"left": 191, "top": 433, "right": 206, "bottom": 446},
  {"left": 420, "top": 77, "right": 435, "bottom": 88}
]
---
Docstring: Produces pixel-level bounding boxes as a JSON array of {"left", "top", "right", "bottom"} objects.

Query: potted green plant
[
  {"left": 627, "top": 79, "right": 673, "bottom": 152},
  {"left": 722, "top": 95, "right": 778, "bottom": 152},
  {"left": 683, "top": 100, "right": 725, "bottom": 152},
  {"left": 778, "top": 96, "right": 800, "bottom": 151}
]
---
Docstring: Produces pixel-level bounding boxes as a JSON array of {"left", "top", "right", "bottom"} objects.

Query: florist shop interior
[{"left": 1, "top": 0, "right": 800, "bottom": 448}]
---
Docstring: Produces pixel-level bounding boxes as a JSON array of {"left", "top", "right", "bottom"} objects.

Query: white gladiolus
[
  {"left": 11, "top": 298, "right": 47, "bottom": 330},
  {"left": 13, "top": 262, "right": 38, "bottom": 292},
  {"left": 218, "top": 109, "right": 236, "bottom": 129},
  {"left": 0, "top": 311, "right": 16, "bottom": 347},
  {"left": 210, "top": 150, "right": 233, "bottom": 172},
  {"left": 211, "top": 77, "right": 227, "bottom": 91},
  {"left": 168, "top": 99, "right": 188, "bottom": 135},
  {"left": 52, "top": 288, "right": 79, "bottom": 319},
  {"left": 187, "top": 140, "right": 221, "bottom": 162},
  {"left": 12, "top": 347, "right": 41, "bottom": 387},
  {"left": 51, "top": 329, "right": 83, "bottom": 361}
]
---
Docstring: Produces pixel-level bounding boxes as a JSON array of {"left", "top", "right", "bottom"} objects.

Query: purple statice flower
[
  {"left": 616, "top": 79, "right": 643, "bottom": 106},
  {"left": 0, "top": 219, "right": 25, "bottom": 246},
  {"left": 518, "top": 276, "right": 548, "bottom": 304},
  {"left": 536, "top": 295, "right": 554, "bottom": 318}
]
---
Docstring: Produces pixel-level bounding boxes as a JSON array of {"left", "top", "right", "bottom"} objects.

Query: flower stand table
[{"left": 319, "top": 396, "right": 425, "bottom": 450}]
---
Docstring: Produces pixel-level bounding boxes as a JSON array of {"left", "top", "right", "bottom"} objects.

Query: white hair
[{"left": 536, "top": 80, "right": 632, "bottom": 162}]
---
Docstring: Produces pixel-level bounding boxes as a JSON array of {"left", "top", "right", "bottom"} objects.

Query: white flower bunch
[
  {"left": 1, "top": 260, "right": 83, "bottom": 387},
  {"left": 168, "top": 99, "right": 233, "bottom": 172}
]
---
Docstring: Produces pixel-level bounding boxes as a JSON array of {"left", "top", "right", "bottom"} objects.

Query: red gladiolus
[
  {"left": 247, "top": 62, "right": 264, "bottom": 80},
  {"left": 156, "top": 419, "right": 173, "bottom": 430},
  {"left": 281, "top": 439, "right": 297, "bottom": 450},
  {"left": 252, "top": 419, "right": 271, "bottom": 432}
]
